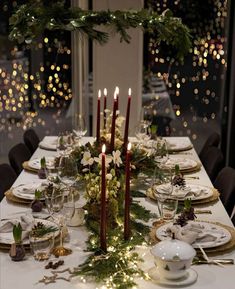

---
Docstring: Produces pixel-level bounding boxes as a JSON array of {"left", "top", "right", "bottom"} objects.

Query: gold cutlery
[
  {"left": 193, "top": 258, "right": 234, "bottom": 265},
  {"left": 195, "top": 210, "right": 212, "bottom": 214}
]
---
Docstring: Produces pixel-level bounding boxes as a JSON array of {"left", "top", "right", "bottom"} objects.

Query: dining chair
[
  {"left": 8, "top": 143, "right": 32, "bottom": 176},
  {"left": 23, "top": 129, "right": 40, "bottom": 154},
  {"left": 214, "top": 167, "right": 235, "bottom": 217},
  {"left": 199, "top": 131, "right": 220, "bottom": 159},
  {"left": 232, "top": 214, "right": 235, "bottom": 226},
  {"left": 201, "top": 146, "right": 224, "bottom": 183},
  {"left": 0, "top": 163, "right": 17, "bottom": 201}
]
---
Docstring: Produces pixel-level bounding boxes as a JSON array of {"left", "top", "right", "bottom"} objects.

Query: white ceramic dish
[
  {"left": 153, "top": 183, "right": 214, "bottom": 201},
  {"left": 27, "top": 157, "right": 55, "bottom": 170},
  {"left": 12, "top": 183, "right": 47, "bottom": 200},
  {"left": 0, "top": 219, "right": 59, "bottom": 245},
  {"left": 160, "top": 156, "right": 198, "bottom": 171},
  {"left": 156, "top": 221, "right": 232, "bottom": 249},
  {"left": 148, "top": 267, "right": 198, "bottom": 287},
  {"left": 166, "top": 139, "right": 193, "bottom": 152}
]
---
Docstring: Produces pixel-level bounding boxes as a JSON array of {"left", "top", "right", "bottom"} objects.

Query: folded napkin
[
  {"left": 0, "top": 215, "right": 34, "bottom": 240},
  {"left": 172, "top": 186, "right": 204, "bottom": 199},
  {"left": 166, "top": 223, "right": 218, "bottom": 245}
]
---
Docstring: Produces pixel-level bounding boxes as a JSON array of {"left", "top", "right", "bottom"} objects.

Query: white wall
[{"left": 93, "top": 0, "right": 143, "bottom": 136}]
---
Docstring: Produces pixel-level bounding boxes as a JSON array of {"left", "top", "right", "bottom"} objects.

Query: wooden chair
[
  {"left": 214, "top": 167, "right": 235, "bottom": 217},
  {"left": 23, "top": 129, "right": 40, "bottom": 154},
  {"left": 8, "top": 143, "right": 31, "bottom": 175},
  {"left": 0, "top": 163, "right": 17, "bottom": 201}
]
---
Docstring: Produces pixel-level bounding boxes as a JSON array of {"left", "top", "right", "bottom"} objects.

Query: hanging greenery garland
[{"left": 9, "top": 0, "right": 191, "bottom": 62}]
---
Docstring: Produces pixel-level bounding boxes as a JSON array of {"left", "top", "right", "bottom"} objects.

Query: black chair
[
  {"left": 201, "top": 146, "right": 224, "bottom": 183},
  {"left": 8, "top": 143, "right": 32, "bottom": 175},
  {"left": 0, "top": 163, "right": 17, "bottom": 201},
  {"left": 199, "top": 132, "right": 220, "bottom": 159},
  {"left": 23, "top": 129, "right": 40, "bottom": 154},
  {"left": 214, "top": 167, "right": 235, "bottom": 217},
  {"left": 232, "top": 214, "right": 235, "bottom": 226}
]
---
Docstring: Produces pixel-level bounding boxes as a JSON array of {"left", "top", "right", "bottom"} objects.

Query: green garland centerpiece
[{"left": 9, "top": 0, "right": 191, "bottom": 62}]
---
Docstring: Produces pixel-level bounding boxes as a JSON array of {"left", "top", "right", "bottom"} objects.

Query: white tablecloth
[{"left": 0, "top": 137, "right": 234, "bottom": 289}]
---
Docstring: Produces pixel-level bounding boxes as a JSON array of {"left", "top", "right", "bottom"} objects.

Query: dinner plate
[
  {"left": 166, "top": 138, "right": 193, "bottom": 152},
  {"left": 155, "top": 221, "right": 232, "bottom": 249},
  {"left": 160, "top": 156, "right": 198, "bottom": 171},
  {"left": 153, "top": 183, "right": 214, "bottom": 201},
  {"left": 39, "top": 137, "right": 57, "bottom": 151},
  {"left": 12, "top": 182, "right": 47, "bottom": 200},
  {"left": 28, "top": 157, "right": 55, "bottom": 170},
  {"left": 0, "top": 218, "right": 59, "bottom": 245}
]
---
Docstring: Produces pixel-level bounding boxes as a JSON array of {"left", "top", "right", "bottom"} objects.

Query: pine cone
[{"left": 172, "top": 174, "right": 186, "bottom": 187}]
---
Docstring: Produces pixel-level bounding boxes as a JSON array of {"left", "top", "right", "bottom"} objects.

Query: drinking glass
[
  {"left": 140, "top": 105, "right": 153, "bottom": 128},
  {"left": 29, "top": 232, "right": 54, "bottom": 261},
  {"left": 57, "top": 155, "right": 78, "bottom": 186},
  {"left": 73, "top": 114, "right": 87, "bottom": 142},
  {"left": 44, "top": 186, "right": 64, "bottom": 217},
  {"left": 135, "top": 122, "right": 151, "bottom": 145},
  {"left": 152, "top": 138, "right": 169, "bottom": 165},
  {"left": 160, "top": 197, "right": 178, "bottom": 221},
  {"left": 61, "top": 187, "right": 75, "bottom": 225}
]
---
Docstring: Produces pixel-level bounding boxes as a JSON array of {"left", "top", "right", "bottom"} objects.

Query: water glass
[
  {"left": 61, "top": 187, "right": 75, "bottom": 225},
  {"left": 29, "top": 232, "right": 54, "bottom": 261},
  {"left": 57, "top": 155, "right": 78, "bottom": 186},
  {"left": 160, "top": 198, "right": 178, "bottom": 221},
  {"left": 73, "top": 114, "right": 87, "bottom": 140}
]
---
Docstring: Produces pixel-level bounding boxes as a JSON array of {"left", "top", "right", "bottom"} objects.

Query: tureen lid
[{"left": 151, "top": 239, "right": 196, "bottom": 261}]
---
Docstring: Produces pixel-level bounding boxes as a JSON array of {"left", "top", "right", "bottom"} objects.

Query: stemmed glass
[
  {"left": 140, "top": 105, "right": 153, "bottom": 129},
  {"left": 73, "top": 114, "right": 87, "bottom": 144},
  {"left": 135, "top": 122, "right": 151, "bottom": 146},
  {"left": 57, "top": 155, "right": 78, "bottom": 187},
  {"left": 152, "top": 139, "right": 169, "bottom": 165}
]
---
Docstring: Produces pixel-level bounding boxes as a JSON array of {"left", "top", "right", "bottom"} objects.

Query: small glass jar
[{"left": 29, "top": 233, "right": 54, "bottom": 261}]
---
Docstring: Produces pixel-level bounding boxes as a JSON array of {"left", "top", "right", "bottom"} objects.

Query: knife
[{"left": 193, "top": 259, "right": 234, "bottom": 265}]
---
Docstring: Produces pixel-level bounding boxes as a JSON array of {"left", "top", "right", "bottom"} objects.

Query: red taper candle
[
  {"left": 96, "top": 89, "right": 101, "bottom": 143},
  {"left": 124, "top": 142, "right": 131, "bottom": 240},
  {"left": 110, "top": 91, "right": 117, "bottom": 151},
  {"left": 124, "top": 88, "right": 132, "bottom": 149},
  {"left": 100, "top": 144, "right": 107, "bottom": 252},
  {"left": 103, "top": 88, "right": 107, "bottom": 129},
  {"left": 115, "top": 86, "right": 119, "bottom": 111}
]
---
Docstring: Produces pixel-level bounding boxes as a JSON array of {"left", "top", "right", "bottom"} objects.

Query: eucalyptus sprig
[{"left": 9, "top": 0, "right": 191, "bottom": 62}]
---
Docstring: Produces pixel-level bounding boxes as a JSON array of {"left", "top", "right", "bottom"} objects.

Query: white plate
[
  {"left": 160, "top": 156, "right": 198, "bottom": 171},
  {"left": 153, "top": 183, "right": 214, "bottom": 201},
  {"left": 148, "top": 267, "right": 198, "bottom": 287},
  {"left": 156, "top": 221, "right": 232, "bottom": 249},
  {"left": 12, "top": 183, "right": 47, "bottom": 200},
  {"left": 166, "top": 138, "right": 193, "bottom": 152},
  {"left": 28, "top": 157, "right": 55, "bottom": 170},
  {"left": 0, "top": 219, "right": 59, "bottom": 245}
]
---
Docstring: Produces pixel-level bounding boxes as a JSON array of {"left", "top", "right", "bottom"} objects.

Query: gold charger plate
[
  {"left": 22, "top": 161, "right": 38, "bottom": 173},
  {"left": 5, "top": 190, "right": 32, "bottom": 205},
  {"left": 150, "top": 221, "right": 235, "bottom": 256},
  {"left": 168, "top": 144, "right": 193, "bottom": 153}
]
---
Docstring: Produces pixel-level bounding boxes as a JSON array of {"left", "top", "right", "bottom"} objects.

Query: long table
[{"left": 1, "top": 137, "right": 235, "bottom": 289}]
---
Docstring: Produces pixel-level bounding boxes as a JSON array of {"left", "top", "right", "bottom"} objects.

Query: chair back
[
  {"left": 214, "top": 167, "right": 235, "bottom": 217},
  {"left": 0, "top": 163, "right": 17, "bottom": 201},
  {"left": 23, "top": 129, "right": 40, "bottom": 154},
  {"left": 232, "top": 214, "right": 235, "bottom": 226},
  {"left": 8, "top": 143, "right": 31, "bottom": 175},
  {"left": 201, "top": 146, "right": 224, "bottom": 182},
  {"left": 199, "top": 132, "right": 220, "bottom": 159}
]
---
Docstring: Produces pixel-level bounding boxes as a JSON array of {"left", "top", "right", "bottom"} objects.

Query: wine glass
[
  {"left": 73, "top": 114, "right": 87, "bottom": 143},
  {"left": 152, "top": 139, "right": 169, "bottom": 165},
  {"left": 44, "top": 186, "right": 64, "bottom": 218},
  {"left": 135, "top": 122, "right": 151, "bottom": 145},
  {"left": 140, "top": 105, "right": 153, "bottom": 128},
  {"left": 61, "top": 188, "right": 75, "bottom": 226},
  {"left": 57, "top": 155, "right": 78, "bottom": 186},
  {"left": 56, "top": 133, "right": 68, "bottom": 156}
]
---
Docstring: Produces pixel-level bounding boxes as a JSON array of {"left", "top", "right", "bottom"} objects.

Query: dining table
[{"left": 0, "top": 136, "right": 234, "bottom": 289}]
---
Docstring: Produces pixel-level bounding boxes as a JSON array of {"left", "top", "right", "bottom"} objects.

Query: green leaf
[{"left": 13, "top": 223, "right": 22, "bottom": 243}]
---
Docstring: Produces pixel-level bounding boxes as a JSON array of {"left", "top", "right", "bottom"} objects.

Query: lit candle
[
  {"left": 115, "top": 86, "right": 119, "bottom": 111},
  {"left": 100, "top": 144, "right": 107, "bottom": 252},
  {"left": 96, "top": 89, "right": 101, "bottom": 143},
  {"left": 103, "top": 88, "right": 107, "bottom": 129},
  {"left": 110, "top": 91, "right": 117, "bottom": 151},
  {"left": 124, "top": 88, "right": 131, "bottom": 149},
  {"left": 124, "top": 142, "right": 131, "bottom": 240}
]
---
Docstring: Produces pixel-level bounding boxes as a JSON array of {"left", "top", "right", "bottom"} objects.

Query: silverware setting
[
  {"left": 193, "top": 258, "right": 234, "bottom": 265},
  {"left": 195, "top": 210, "right": 212, "bottom": 214}
]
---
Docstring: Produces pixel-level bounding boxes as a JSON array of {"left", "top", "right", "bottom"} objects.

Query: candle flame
[
  {"left": 102, "top": 144, "right": 106, "bottom": 153},
  {"left": 128, "top": 88, "right": 132, "bottom": 96},
  {"left": 98, "top": 89, "right": 101, "bottom": 98},
  {"left": 115, "top": 86, "right": 119, "bottom": 95},
  {"left": 127, "top": 142, "right": 131, "bottom": 151},
  {"left": 104, "top": 88, "right": 107, "bottom": 96}
]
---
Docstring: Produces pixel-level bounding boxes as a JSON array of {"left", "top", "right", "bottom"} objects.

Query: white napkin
[
  {"left": 0, "top": 215, "right": 34, "bottom": 240},
  {"left": 166, "top": 223, "right": 218, "bottom": 244},
  {"left": 172, "top": 186, "right": 204, "bottom": 199}
]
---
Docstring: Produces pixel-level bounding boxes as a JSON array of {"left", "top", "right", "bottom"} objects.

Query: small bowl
[{"left": 151, "top": 239, "right": 196, "bottom": 280}]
